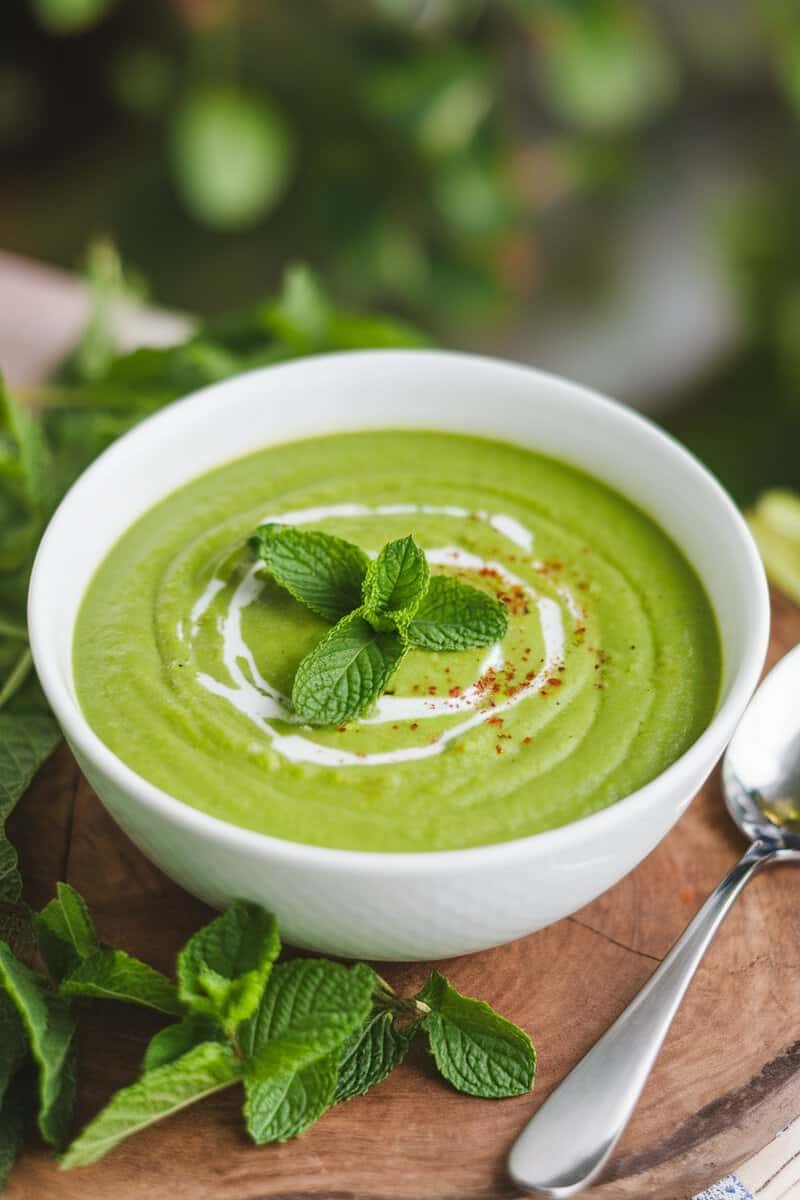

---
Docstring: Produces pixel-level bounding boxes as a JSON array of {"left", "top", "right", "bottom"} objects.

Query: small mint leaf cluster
[
  {"left": 249, "top": 524, "right": 509, "bottom": 726},
  {"left": 0, "top": 889, "right": 535, "bottom": 1173}
]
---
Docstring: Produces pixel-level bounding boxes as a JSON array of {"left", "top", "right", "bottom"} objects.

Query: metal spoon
[{"left": 508, "top": 644, "right": 800, "bottom": 1198}]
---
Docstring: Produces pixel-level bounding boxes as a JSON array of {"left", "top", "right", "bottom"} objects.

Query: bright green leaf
[
  {"left": 250, "top": 525, "right": 369, "bottom": 623},
  {"left": 418, "top": 970, "right": 535, "bottom": 1099},
  {"left": 292, "top": 610, "right": 406, "bottom": 725},
  {"left": 34, "top": 883, "right": 98, "bottom": 983},
  {"left": 142, "top": 1014, "right": 225, "bottom": 1073},
  {"left": 406, "top": 574, "right": 508, "bottom": 650},
  {"left": 362, "top": 534, "right": 430, "bottom": 627},
  {"left": 61, "top": 1042, "right": 241, "bottom": 1168},
  {"left": 177, "top": 902, "right": 280, "bottom": 1032},
  {"left": 61, "top": 949, "right": 182, "bottom": 1016},
  {"left": 240, "top": 959, "right": 374, "bottom": 1144},
  {"left": 334, "top": 1008, "right": 413, "bottom": 1104},
  {"left": 0, "top": 942, "right": 76, "bottom": 1147}
]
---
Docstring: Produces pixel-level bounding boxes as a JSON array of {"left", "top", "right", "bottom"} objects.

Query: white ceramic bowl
[{"left": 28, "top": 351, "right": 769, "bottom": 961}]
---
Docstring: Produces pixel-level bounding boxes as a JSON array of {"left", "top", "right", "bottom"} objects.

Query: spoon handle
[{"left": 508, "top": 839, "right": 776, "bottom": 1198}]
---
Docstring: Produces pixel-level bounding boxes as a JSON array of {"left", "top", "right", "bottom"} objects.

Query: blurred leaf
[
  {"left": 362, "top": 52, "right": 493, "bottom": 157},
  {"left": 169, "top": 87, "right": 294, "bottom": 231},
  {"left": 59, "top": 239, "right": 146, "bottom": 386},
  {"left": 109, "top": 46, "right": 174, "bottom": 118},
  {"left": 433, "top": 155, "right": 512, "bottom": 234},
  {"left": 30, "top": 0, "right": 118, "bottom": 35},
  {"left": 532, "top": 0, "right": 678, "bottom": 134},
  {"left": 748, "top": 490, "right": 800, "bottom": 605}
]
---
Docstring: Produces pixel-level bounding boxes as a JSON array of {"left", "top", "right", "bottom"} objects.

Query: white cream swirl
[{"left": 183, "top": 504, "right": 582, "bottom": 767}]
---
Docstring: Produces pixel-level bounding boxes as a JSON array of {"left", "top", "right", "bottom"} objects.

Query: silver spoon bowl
[{"left": 508, "top": 644, "right": 800, "bottom": 1198}]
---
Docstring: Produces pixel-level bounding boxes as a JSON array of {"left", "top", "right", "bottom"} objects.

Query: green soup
[{"left": 74, "top": 430, "right": 721, "bottom": 852}]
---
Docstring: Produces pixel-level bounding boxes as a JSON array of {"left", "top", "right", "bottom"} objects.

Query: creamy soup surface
[{"left": 74, "top": 430, "right": 721, "bottom": 852}]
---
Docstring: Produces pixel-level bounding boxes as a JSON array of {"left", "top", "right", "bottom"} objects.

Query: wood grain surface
[{"left": 2, "top": 587, "right": 797, "bottom": 1200}]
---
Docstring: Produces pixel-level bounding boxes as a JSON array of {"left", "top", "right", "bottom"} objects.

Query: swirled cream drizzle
[{"left": 185, "top": 503, "right": 581, "bottom": 767}]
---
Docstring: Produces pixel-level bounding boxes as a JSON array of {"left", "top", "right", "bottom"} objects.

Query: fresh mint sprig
[
  {"left": 0, "top": 888, "right": 536, "bottom": 1180},
  {"left": 250, "top": 524, "right": 509, "bottom": 725}
]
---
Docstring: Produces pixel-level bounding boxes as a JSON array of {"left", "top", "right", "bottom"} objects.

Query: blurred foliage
[
  {"left": 4, "top": 0, "right": 690, "bottom": 330},
  {"left": 40, "top": 257, "right": 429, "bottom": 498},
  {"left": 5, "top": 0, "right": 800, "bottom": 509},
  {"left": 748, "top": 489, "right": 800, "bottom": 603}
]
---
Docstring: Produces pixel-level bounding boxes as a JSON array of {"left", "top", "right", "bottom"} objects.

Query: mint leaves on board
[
  {"left": 177, "top": 902, "right": 280, "bottom": 1033},
  {"left": 418, "top": 970, "right": 536, "bottom": 1098},
  {"left": 0, "top": 890, "right": 536, "bottom": 1182},
  {"left": 250, "top": 525, "right": 509, "bottom": 725}
]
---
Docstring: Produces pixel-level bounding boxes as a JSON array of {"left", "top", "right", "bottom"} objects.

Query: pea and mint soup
[{"left": 74, "top": 430, "right": 720, "bottom": 852}]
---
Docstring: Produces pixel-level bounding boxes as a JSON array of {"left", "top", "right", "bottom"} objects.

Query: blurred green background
[{"left": 3, "top": 0, "right": 800, "bottom": 515}]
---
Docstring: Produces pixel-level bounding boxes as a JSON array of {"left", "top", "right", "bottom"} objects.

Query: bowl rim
[{"left": 28, "top": 348, "right": 771, "bottom": 875}]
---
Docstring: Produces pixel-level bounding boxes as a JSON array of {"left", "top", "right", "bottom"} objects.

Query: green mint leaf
[
  {"left": 34, "top": 883, "right": 98, "bottom": 983},
  {"left": 0, "top": 714, "right": 60, "bottom": 904},
  {"left": 0, "top": 376, "right": 50, "bottom": 521},
  {"left": 177, "top": 902, "right": 280, "bottom": 1032},
  {"left": 334, "top": 1008, "right": 413, "bottom": 1104},
  {"left": 142, "top": 1014, "right": 226, "bottom": 1073},
  {"left": 418, "top": 971, "right": 535, "bottom": 1099},
  {"left": 61, "top": 949, "right": 182, "bottom": 1016},
  {"left": 406, "top": 575, "right": 509, "bottom": 651},
  {"left": 0, "top": 842, "right": 21, "bottom": 909},
  {"left": 60, "top": 1042, "right": 241, "bottom": 1169},
  {"left": 362, "top": 535, "right": 430, "bottom": 627},
  {"left": 0, "top": 992, "right": 28, "bottom": 1106},
  {"left": 292, "top": 610, "right": 406, "bottom": 726},
  {"left": 240, "top": 959, "right": 374, "bottom": 1144},
  {"left": 0, "top": 1067, "right": 36, "bottom": 1190},
  {"left": 244, "top": 1050, "right": 339, "bottom": 1144},
  {"left": 250, "top": 525, "right": 369, "bottom": 623},
  {"left": 0, "top": 942, "right": 76, "bottom": 1147}
]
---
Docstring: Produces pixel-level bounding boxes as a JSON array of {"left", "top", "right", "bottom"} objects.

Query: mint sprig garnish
[
  {"left": 407, "top": 574, "right": 510, "bottom": 651},
  {"left": 292, "top": 610, "right": 407, "bottom": 726},
  {"left": 0, "top": 890, "right": 535, "bottom": 1177},
  {"left": 248, "top": 524, "right": 369, "bottom": 623},
  {"left": 250, "top": 525, "right": 509, "bottom": 726},
  {"left": 362, "top": 533, "right": 430, "bottom": 628}
]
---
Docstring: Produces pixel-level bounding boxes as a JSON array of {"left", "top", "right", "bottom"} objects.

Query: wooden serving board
[{"left": 3, "top": 586, "right": 797, "bottom": 1200}]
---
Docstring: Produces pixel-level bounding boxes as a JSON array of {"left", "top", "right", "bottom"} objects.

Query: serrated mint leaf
[
  {"left": 418, "top": 971, "right": 535, "bottom": 1099},
  {"left": 334, "top": 1008, "right": 413, "bottom": 1104},
  {"left": 142, "top": 1014, "right": 225, "bottom": 1073},
  {"left": 177, "top": 902, "right": 280, "bottom": 1032},
  {"left": 0, "top": 1067, "right": 36, "bottom": 1190},
  {"left": 60, "top": 1041, "right": 241, "bottom": 1168},
  {"left": 406, "top": 574, "right": 509, "bottom": 651},
  {"left": 250, "top": 525, "right": 369, "bottom": 623},
  {"left": 61, "top": 949, "right": 182, "bottom": 1016},
  {"left": 0, "top": 714, "right": 60, "bottom": 904},
  {"left": 0, "top": 942, "right": 76, "bottom": 1147},
  {"left": 34, "top": 883, "right": 98, "bottom": 983},
  {"left": 292, "top": 610, "right": 406, "bottom": 725},
  {"left": 251, "top": 1050, "right": 339, "bottom": 1143},
  {"left": 240, "top": 959, "right": 374, "bottom": 1144},
  {"left": 362, "top": 534, "right": 429, "bottom": 627}
]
